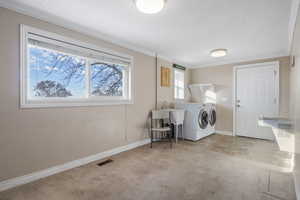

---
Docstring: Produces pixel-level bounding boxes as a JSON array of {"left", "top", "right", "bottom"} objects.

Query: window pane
[
  {"left": 28, "top": 45, "right": 86, "bottom": 98},
  {"left": 91, "top": 62, "right": 124, "bottom": 96},
  {"left": 178, "top": 88, "right": 184, "bottom": 99},
  {"left": 174, "top": 69, "right": 185, "bottom": 99},
  {"left": 175, "top": 87, "right": 178, "bottom": 99}
]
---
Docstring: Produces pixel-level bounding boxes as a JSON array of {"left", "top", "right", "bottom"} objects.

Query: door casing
[{"left": 232, "top": 61, "right": 280, "bottom": 137}]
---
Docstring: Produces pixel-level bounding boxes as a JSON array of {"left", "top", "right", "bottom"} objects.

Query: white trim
[
  {"left": 215, "top": 130, "right": 233, "bottom": 136},
  {"left": 20, "top": 24, "right": 134, "bottom": 108},
  {"left": 23, "top": 25, "right": 133, "bottom": 61},
  {"left": 233, "top": 61, "right": 280, "bottom": 137},
  {"left": 20, "top": 100, "right": 134, "bottom": 109},
  {"left": 0, "top": 138, "right": 150, "bottom": 192},
  {"left": 289, "top": 0, "right": 300, "bottom": 54},
  {"left": 173, "top": 68, "right": 185, "bottom": 100},
  {"left": 233, "top": 67, "right": 237, "bottom": 136}
]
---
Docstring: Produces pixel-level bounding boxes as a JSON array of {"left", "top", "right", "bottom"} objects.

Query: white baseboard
[
  {"left": 215, "top": 130, "right": 233, "bottom": 136},
  {"left": 0, "top": 138, "right": 150, "bottom": 192}
]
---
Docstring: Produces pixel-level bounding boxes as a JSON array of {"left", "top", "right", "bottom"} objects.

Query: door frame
[{"left": 232, "top": 61, "right": 280, "bottom": 136}]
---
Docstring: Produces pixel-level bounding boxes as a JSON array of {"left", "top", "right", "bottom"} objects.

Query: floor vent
[{"left": 97, "top": 159, "right": 113, "bottom": 167}]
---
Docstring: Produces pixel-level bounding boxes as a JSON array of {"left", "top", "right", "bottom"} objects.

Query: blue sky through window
[
  {"left": 29, "top": 45, "right": 86, "bottom": 98},
  {"left": 91, "top": 63, "right": 123, "bottom": 96},
  {"left": 28, "top": 45, "right": 124, "bottom": 98}
]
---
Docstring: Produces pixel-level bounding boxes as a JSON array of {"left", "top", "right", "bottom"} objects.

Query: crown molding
[
  {"left": 0, "top": 1, "right": 157, "bottom": 57},
  {"left": 0, "top": 1, "right": 291, "bottom": 69},
  {"left": 0, "top": 2, "right": 193, "bottom": 68},
  {"left": 157, "top": 55, "right": 190, "bottom": 68}
]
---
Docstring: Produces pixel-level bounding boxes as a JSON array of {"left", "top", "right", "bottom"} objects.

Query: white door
[{"left": 235, "top": 62, "right": 279, "bottom": 140}]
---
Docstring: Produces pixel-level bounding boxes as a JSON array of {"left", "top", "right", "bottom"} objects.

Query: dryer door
[
  {"left": 198, "top": 109, "right": 208, "bottom": 129},
  {"left": 209, "top": 108, "right": 216, "bottom": 126}
]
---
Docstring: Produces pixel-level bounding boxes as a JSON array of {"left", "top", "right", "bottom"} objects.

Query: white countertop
[
  {"left": 258, "top": 116, "right": 293, "bottom": 129},
  {"left": 258, "top": 116, "right": 295, "bottom": 153}
]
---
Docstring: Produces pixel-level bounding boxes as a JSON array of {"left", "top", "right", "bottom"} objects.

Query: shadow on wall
[
  {"left": 214, "top": 84, "right": 233, "bottom": 132},
  {"left": 214, "top": 84, "right": 232, "bottom": 105},
  {"left": 205, "top": 90, "right": 216, "bottom": 103},
  {"left": 215, "top": 104, "right": 233, "bottom": 132}
]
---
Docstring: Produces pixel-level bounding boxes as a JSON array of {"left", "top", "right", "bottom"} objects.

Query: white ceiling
[{"left": 0, "top": 0, "right": 293, "bottom": 68}]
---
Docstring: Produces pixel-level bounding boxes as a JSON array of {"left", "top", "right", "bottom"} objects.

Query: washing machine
[{"left": 175, "top": 103, "right": 215, "bottom": 141}]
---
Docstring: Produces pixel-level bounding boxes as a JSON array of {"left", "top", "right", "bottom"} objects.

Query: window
[
  {"left": 174, "top": 68, "right": 185, "bottom": 100},
  {"left": 21, "top": 25, "right": 133, "bottom": 108}
]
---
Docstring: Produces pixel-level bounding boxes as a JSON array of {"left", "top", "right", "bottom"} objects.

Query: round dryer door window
[
  {"left": 209, "top": 109, "right": 216, "bottom": 126},
  {"left": 198, "top": 109, "right": 208, "bottom": 129}
]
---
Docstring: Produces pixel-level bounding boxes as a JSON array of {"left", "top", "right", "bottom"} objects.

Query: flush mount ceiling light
[
  {"left": 210, "top": 49, "right": 228, "bottom": 58},
  {"left": 134, "top": 0, "right": 166, "bottom": 14}
]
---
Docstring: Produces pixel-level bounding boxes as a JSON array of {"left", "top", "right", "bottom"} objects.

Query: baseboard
[
  {"left": 215, "top": 130, "right": 233, "bottom": 136},
  {"left": 0, "top": 138, "right": 150, "bottom": 192}
]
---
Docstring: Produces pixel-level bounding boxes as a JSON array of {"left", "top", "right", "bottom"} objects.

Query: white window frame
[
  {"left": 173, "top": 68, "right": 185, "bottom": 100},
  {"left": 20, "top": 24, "right": 134, "bottom": 108}
]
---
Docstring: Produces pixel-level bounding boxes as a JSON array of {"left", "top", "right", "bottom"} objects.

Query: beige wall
[
  {"left": 0, "top": 7, "right": 157, "bottom": 181},
  {"left": 156, "top": 58, "right": 191, "bottom": 108},
  {"left": 191, "top": 57, "right": 290, "bottom": 132}
]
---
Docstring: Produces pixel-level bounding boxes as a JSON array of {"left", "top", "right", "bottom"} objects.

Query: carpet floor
[{"left": 0, "top": 134, "right": 296, "bottom": 200}]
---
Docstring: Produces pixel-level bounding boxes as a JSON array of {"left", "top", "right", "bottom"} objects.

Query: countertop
[{"left": 258, "top": 116, "right": 295, "bottom": 153}]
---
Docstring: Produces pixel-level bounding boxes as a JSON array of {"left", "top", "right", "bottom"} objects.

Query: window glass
[
  {"left": 28, "top": 45, "right": 86, "bottom": 99},
  {"left": 90, "top": 62, "right": 124, "bottom": 97},
  {"left": 21, "top": 25, "right": 133, "bottom": 108},
  {"left": 174, "top": 69, "right": 185, "bottom": 99}
]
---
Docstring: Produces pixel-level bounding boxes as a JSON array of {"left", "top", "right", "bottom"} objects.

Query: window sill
[{"left": 20, "top": 99, "right": 134, "bottom": 109}]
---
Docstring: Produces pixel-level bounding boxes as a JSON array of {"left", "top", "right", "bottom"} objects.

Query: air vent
[{"left": 97, "top": 159, "right": 113, "bottom": 166}]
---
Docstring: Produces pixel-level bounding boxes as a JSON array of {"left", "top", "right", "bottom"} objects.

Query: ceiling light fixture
[
  {"left": 134, "top": 0, "right": 166, "bottom": 14},
  {"left": 210, "top": 49, "right": 228, "bottom": 58}
]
